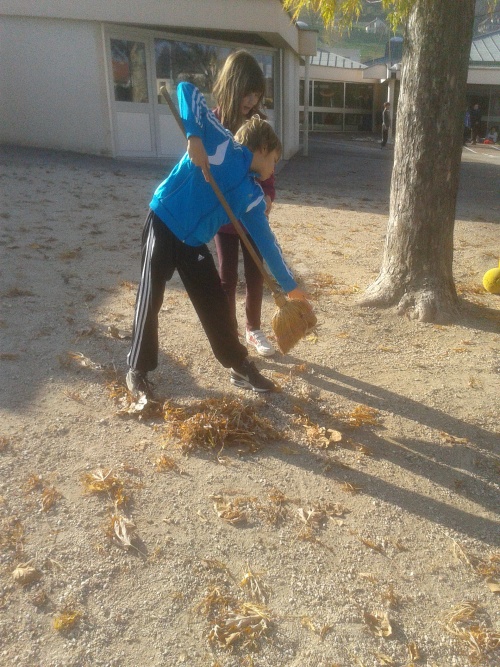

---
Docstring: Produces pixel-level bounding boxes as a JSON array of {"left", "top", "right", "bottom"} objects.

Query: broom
[{"left": 160, "top": 85, "right": 317, "bottom": 354}]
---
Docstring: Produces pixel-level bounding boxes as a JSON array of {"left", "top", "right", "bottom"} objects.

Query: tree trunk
[
  {"left": 360, "top": 0, "right": 475, "bottom": 322},
  {"left": 130, "top": 43, "right": 149, "bottom": 104}
]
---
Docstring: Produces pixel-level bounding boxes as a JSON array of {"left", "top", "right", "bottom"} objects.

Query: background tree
[{"left": 283, "top": 0, "right": 488, "bottom": 322}]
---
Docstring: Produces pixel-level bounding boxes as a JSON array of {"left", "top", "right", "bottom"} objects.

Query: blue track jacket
[{"left": 150, "top": 82, "right": 297, "bottom": 294}]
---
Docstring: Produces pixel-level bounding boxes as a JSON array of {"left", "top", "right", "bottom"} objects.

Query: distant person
[
  {"left": 470, "top": 103, "right": 481, "bottom": 145},
  {"left": 463, "top": 108, "right": 471, "bottom": 146},
  {"left": 380, "top": 102, "right": 391, "bottom": 148}
]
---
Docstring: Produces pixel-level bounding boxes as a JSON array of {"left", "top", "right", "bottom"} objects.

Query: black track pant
[{"left": 127, "top": 211, "right": 248, "bottom": 372}]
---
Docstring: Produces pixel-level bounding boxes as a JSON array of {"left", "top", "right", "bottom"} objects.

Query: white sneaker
[{"left": 245, "top": 329, "right": 275, "bottom": 357}]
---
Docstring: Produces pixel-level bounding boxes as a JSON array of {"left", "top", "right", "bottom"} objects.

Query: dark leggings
[
  {"left": 127, "top": 211, "right": 248, "bottom": 372},
  {"left": 214, "top": 231, "right": 264, "bottom": 332}
]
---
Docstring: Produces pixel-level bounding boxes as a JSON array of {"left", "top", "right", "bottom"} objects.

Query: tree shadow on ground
[
  {"left": 253, "top": 356, "right": 500, "bottom": 546},
  {"left": 457, "top": 297, "right": 500, "bottom": 335}
]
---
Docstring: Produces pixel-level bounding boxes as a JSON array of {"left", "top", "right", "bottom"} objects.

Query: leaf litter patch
[{"left": 162, "top": 396, "right": 282, "bottom": 456}]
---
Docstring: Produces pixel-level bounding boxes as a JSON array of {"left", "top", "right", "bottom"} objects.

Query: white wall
[
  {"left": 467, "top": 67, "right": 500, "bottom": 85},
  {"left": 0, "top": 16, "right": 112, "bottom": 154},
  {"left": 301, "top": 65, "right": 376, "bottom": 83},
  {"left": 0, "top": 2, "right": 303, "bottom": 159},
  {"left": 1, "top": 0, "right": 300, "bottom": 53}
]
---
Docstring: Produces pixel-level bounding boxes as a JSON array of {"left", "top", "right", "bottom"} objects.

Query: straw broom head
[{"left": 272, "top": 295, "right": 317, "bottom": 354}]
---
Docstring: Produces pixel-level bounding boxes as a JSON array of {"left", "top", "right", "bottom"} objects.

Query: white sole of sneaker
[
  {"left": 254, "top": 347, "right": 275, "bottom": 357},
  {"left": 230, "top": 377, "right": 272, "bottom": 393}
]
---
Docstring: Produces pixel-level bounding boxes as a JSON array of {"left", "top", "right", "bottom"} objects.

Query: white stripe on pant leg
[{"left": 127, "top": 223, "right": 156, "bottom": 369}]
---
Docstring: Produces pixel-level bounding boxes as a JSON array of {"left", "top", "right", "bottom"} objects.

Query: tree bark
[
  {"left": 360, "top": 0, "right": 475, "bottom": 322},
  {"left": 130, "top": 43, "right": 149, "bottom": 104}
]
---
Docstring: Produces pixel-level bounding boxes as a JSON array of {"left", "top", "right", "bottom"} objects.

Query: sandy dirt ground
[{"left": 0, "top": 136, "right": 499, "bottom": 667}]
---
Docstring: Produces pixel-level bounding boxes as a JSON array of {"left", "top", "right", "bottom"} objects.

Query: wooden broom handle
[{"left": 159, "top": 85, "right": 280, "bottom": 296}]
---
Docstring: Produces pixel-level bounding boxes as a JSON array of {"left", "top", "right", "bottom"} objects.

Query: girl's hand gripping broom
[{"left": 160, "top": 85, "right": 317, "bottom": 354}]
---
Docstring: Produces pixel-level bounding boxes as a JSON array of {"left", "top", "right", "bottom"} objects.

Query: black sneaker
[
  {"left": 126, "top": 368, "right": 154, "bottom": 399},
  {"left": 230, "top": 359, "right": 275, "bottom": 393}
]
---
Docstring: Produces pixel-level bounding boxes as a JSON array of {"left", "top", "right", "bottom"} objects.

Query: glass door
[{"left": 108, "top": 36, "right": 157, "bottom": 157}]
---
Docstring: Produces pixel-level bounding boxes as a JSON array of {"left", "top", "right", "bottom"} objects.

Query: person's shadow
[{"left": 258, "top": 354, "right": 500, "bottom": 547}]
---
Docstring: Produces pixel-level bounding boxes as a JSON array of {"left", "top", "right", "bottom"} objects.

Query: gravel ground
[{"left": 0, "top": 137, "right": 499, "bottom": 667}]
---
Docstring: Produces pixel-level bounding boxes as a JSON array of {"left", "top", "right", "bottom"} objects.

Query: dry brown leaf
[
  {"left": 334, "top": 405, "right": 382, "bottom": 429},
  {"left": 297, "top": 507, "right": 324, "bottom": 525},
  {"left": 442, "top": 601, "right": 479, "bottom": 626},
  {"left": 81, "top": 468, "right": 128, "bottom": 507},
  {"left": 453, "top": 542, "right": 500, "bottom": 579},
  {"left": 354, "top": 443, "right": 373, "bottom": 456},
  {"left": 107, "top": 325, "right": 130, "bottom": 339},
  {"left": 439, "top": 431, "right": 468, "bottom": 444},
  {"left": 195, "top": 585, "right": 235, "bottom": 618},
  {"left": 361, "top": 538, "right": 384, "bottom": 554},
  {"left": 328, "top": 429, "right": 343, "bottom": 442},
  {"left": 213, "top": 498, "right": 247, "bottom": 525},
  {"left": 381, "top": 585, "right": 401, "bottom": 608},
  {"left": 292, "top": 409, "right": 343, "bottom": 448},
  {"left": 240, "top": 566, "right": 269, "bottom": 603},
  {"left": 407, "top": 641, "right": 420, "bottom": 661},
  {"left": 165, "top": 397, "right": 280, "bottom": 454},
  {"left": 200, "top": 558, "right": 229, "bottom": 572},
  {"left": 443, "top": 602, "right": 500, "bottom": 664},
  {"left": 66, "top": 351, "right": 104, "bottom": 370},
  {"left": 111, "top": 513, "right": 136, "bottom": 548},
  {"left": 363, "top": 610, "right": 392, "bottom": 637},
  {"left": 301, "top": 616, "right": 332, "bottom": 641},
  {"left": 41, "top": 485, "right": 62, "bottom": 511},
  {"left": 25, "top": 473, "right": 44, "bottom": 492},
  {"left": 53, "top": 609, "right": 81, "bottom": 631},
  {"left": 301, "top": 615, "right": 316, "bottom": 632},
  {"left": 485, "top": 577, "right": 500, "bottom": 593},
  {"left": 30, "top": 590, "right": 48, "bottom": 607},
  {"left": 342, "top": 482, "right": 361, "bottom": 494},
  {"left": 374, "top": 652, "right": 395, "bottom": 665},
  {"left": 12, "top": 563, "right": 41, "bottom": 585},
  {"left": 390, "top": 539, "right": 408, "bottom": 552},
  {"left": 155, "top": 454, "right": 182, "bottom": 473},
  {"left": 208, "top": 602, "right": 272, "bottom": 649}
]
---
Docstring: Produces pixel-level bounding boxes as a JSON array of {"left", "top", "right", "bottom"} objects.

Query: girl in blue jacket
[{"left": 126, "top": 82, "right": 309, "bottom": 397}]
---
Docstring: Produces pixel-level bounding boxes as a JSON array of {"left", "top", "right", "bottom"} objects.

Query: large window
[
  {"left": 111, "top": 39, "right": 149, "bottom": 103},
  {"left": 300, "top": 79, "right": 375, "bottom": 132},
  {"left": 312, "top": 112, "right": 343, "bottom": 130},
  {"left": 345, "top": 113, "right": 372, "bottom": 131},
  {"left": 345, "top": 83, "right": 373, "bottom": 110},
  {"left": 154, "top": 39, "right": 275, "bottom": 111},
  {"left": 313, "top": 81, "right": 344, "bottom": 108}
]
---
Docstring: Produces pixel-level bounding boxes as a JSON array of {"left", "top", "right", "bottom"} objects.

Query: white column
[{"left": 303, "top": 55, "right": 310, "bottom": 156}]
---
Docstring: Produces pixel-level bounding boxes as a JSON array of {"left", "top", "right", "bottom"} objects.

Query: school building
[
  {"left": 1, "top": 2, "right": 499, "bottom": 160},
  {"left": 0, "top": 0, "right": 313, "bottom": 160},
  {"left": 300, "top": 31, "right": 500, "bottom": 137}
]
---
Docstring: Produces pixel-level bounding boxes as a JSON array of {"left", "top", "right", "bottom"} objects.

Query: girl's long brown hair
[{"left": 212, "top": 50, "right": 266, "bottom": 134}]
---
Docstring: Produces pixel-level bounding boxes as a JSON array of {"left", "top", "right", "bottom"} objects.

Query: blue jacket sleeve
[
  {"left": 241, "top": 196, "right": 297, "bottom": 294},
  {"left": 177, "top": 82, "right": 207, "bottom": 139}
]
